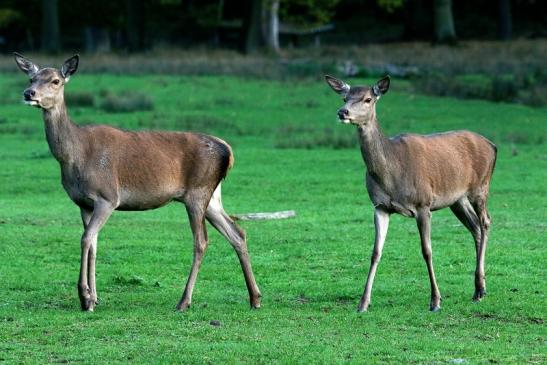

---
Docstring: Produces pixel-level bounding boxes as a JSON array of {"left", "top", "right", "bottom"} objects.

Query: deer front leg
[
  {"left": 358, "top": 208, "right": 390, "bottom": 312},
  {"left": 416, "top": 208, "right": 441, "bottom": 311},
  {"left": 78, "top": 201, "right": 113, "bottom": 311}
]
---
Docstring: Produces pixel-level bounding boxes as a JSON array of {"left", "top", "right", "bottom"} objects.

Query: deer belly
[
  {"left": 430, "top": 189, "right": 467, "bottom": 211},
  {"left": 116, "top": 187, "right": 181, "bottom": 211}
]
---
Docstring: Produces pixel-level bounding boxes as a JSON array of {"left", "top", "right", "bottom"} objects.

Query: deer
[
  {"left": 14, "top": 52, "right": 261, "bottom": 312},
  {"left": 325, "top": 75, "right": 497, "bottom": 312}
]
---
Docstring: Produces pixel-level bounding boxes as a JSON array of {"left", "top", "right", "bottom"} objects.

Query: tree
[
  {"left": 497, "top": 0, "right": 512, "bottom": 40},
  {"left": 243, "top": 0, "right": 340, "bottom": 54},
  {"left": 402, "top": 0, "right": 431, "bottom": 40},
  {"left": 126, "top": 0, "right": 145, "bottom": 52},
  {"left": 377, "top": 0, "right": 404, "bottom": 13},
  {"left": 433, "top": 0, "right": 456, "bottom": 43},
  {"left": 242, "top": 0, "right": 263, "bottom": 54},
  {"left": 42, "top": 0, "right": 60, "bottom": 53},
  {"left": 280, "top": 0, "right": 340, "bottom": 27},
  {"left": 263, "top": 0, "right": 280, "bottom": 54}
]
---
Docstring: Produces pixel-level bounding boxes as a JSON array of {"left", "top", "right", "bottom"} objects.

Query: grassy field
[{"left": 0, "top": 73, "right": 545, "bottom": 364}]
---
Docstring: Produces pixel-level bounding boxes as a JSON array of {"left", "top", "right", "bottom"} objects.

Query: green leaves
[
  {"left": 377, "top": 0, "right": 404, "bottom": 13},
  {"left": 280, "top": 0, "right": 341, "bottom": 27}
]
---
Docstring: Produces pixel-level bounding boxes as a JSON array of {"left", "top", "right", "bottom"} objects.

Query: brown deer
[
  {"left": 14, "top": 53, "right": 261, "bottom": 312},
  {"left": 325, "top": 75, "right": 497, "bottom": 312}
]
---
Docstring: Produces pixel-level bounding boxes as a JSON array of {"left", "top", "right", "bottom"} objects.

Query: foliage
[
  {"left": 0, "top": 8, "right": 21, "bottom": 27},
  {"left": 377, "top": 0, "right": 404, "bottom": 13},
  {"left": 280, "top": 0, "right": 341, "bottom": 26},
  {"left": 188, "top": 1, "right": 223, "bottom": 28},
  {"left": 0, "top": 74, "right": 545, "bottom": 363},
  {"left": 0, "top": 0, "right": 547, "bottom": 51}
]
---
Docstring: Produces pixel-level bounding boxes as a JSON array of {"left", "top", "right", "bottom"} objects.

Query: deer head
[
  {"left": 325, "top": 75, "right": 390, "bottom": 126},
  {"left": 14, "top": 53, "right": 79, "bottom": 110}
]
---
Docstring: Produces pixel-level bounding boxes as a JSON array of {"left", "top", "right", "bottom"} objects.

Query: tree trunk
[
  {"left": 126, "top": 0, "right": 145, "bottom": 52},
  {"left": 242, "top": 0, "right": 263, "bottom": 54},
  {"left": 263, "top": 0, "right": 280, "bottom": 54},
  {"left": 213, "top": 0, "right": 225, "bottom": 47},
  {"left": 41, "top": 0, "right": 60, "bottom": 53},
  {"left": 84, "top": 27, "right": 111, "bottom": 53},
  {"left": 403, "top": 0, "right": 431, "bottom": 40},
  {"left": 497, "top": 0, "right": 512, "bottom": 41},
  {"left": 433, "top": 0, "right": 456, "bottom": 43}
]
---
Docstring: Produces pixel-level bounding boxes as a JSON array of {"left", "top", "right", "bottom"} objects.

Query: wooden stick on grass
[{"left": 231, "top": 210, "right": 296, "bottom": 221}]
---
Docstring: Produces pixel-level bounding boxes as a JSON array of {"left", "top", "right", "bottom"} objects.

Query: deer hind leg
[
  {"left": 416, "top": 208, "right": 441, "bottom": 311},
  {"left": 78, "top": 201, "right": 113, "bottom": 311},
  {"left": 205, "top": 185, "right": 261, "bottom": 308},
  {"left": 176, "top": 192, "right": 210, "bottom": 311},
  {"left": 80, "top": 207, "right": 92, "bottom": 228},
  {"left": 471, "top": 194, "right": 491, "bottom": 302},
  {"left": 358, "top": 208, "right": 390, "bottom": 312},
  {"left": 450, "top": 197, "right": 481, "bottom": 254},
  {"left": 450, "top": 197, "right": 484, "bottom": 300}
]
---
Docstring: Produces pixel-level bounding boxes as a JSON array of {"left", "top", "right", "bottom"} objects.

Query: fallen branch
[{"left": 230, "top": 210, "right": 296, "bottom": 221}]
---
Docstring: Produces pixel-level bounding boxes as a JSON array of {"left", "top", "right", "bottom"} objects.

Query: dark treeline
[{"left": 0, "top": 0, "right": 545, "bottom": 54}]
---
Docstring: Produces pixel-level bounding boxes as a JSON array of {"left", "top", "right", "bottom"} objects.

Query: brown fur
[
  {"left": 326, "top": 75, "right": 496, "bottom": 311},
  {"left": 52, "top": 123, "right": 234, "bottom": 211},
  {"left": 14, "top": 53, "right": 261, "bottom": 312},
  {"left": 361, "top": 127, "right": 497, "bottom": 217}
]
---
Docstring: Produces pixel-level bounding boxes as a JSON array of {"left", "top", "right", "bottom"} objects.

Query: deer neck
[
  {"left": 42, "top": 99, "right": 81, "bottom": 163},
  {"left": 357, "top": 117, "right": 393, "bottom": 182}
]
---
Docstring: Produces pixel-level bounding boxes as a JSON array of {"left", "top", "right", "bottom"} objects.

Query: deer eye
[
  {"left": 52, "top": 79, "right": 60, "bottom": 85},
  {"left": 364, "top": 98, "right": 372, "bottom": 103}
]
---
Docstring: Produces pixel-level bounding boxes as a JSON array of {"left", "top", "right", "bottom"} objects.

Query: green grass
[{"left": 0, "top": 74, "right": 545, "bottom": 364}]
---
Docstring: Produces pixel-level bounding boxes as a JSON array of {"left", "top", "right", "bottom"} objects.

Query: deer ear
[
  {"left": 372, "top": 75, "right": 390, "bottom": 97},
  {"left": 325, "top": 75, "right": 350, "bottom": 97},
  {"left": 61, "top": 55, "right": 79, "bottom": 80},
  {"left": 14, "top": 52, "right": 39, "bottom": 76}
]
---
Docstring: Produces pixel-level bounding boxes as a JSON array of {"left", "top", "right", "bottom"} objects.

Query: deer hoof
[
  {"left": 430, "top": 297, "right": 441, "bottom": 312},
  {"left": 472, "top": 289, "right": 486, "bottom": 302},
  {"left": 175, "top": 302, "right": 191, "bottom": 312},
  {"left": 250, "top": 296, "right": 261, "bottom": 309},
  {"left": 80, "top": 297, "right": 96, "bottom": 312},
  {"left": 357, "top": 302, "right": 370, "bottom": 313}
]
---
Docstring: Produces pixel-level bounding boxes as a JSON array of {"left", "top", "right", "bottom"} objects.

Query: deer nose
[
  {"left": 24, "top": 89, "right": 35, "bottom": 100},
  {"left": 337, "top": 108, "right": 349, "bottom": 119}
]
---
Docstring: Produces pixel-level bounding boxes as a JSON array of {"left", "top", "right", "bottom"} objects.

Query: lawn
[{"left": 0, "top": 73, "right": 545, "bottom": 364}]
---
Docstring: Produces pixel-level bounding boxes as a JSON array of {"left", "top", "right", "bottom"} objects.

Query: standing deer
[
  {"left": 14, "top": 53, "right": 261, "bottom": 312},
  {"left": 325, "top": 75, "right": 497, "bottom": 312}
]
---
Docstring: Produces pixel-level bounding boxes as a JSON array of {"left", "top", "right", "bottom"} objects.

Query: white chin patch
[
  {"left": 24, "top": 100, "right": 39, "bottom": 107},
  {"left": 338, "top": 118, "right": 352, "bottom": 124}
]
